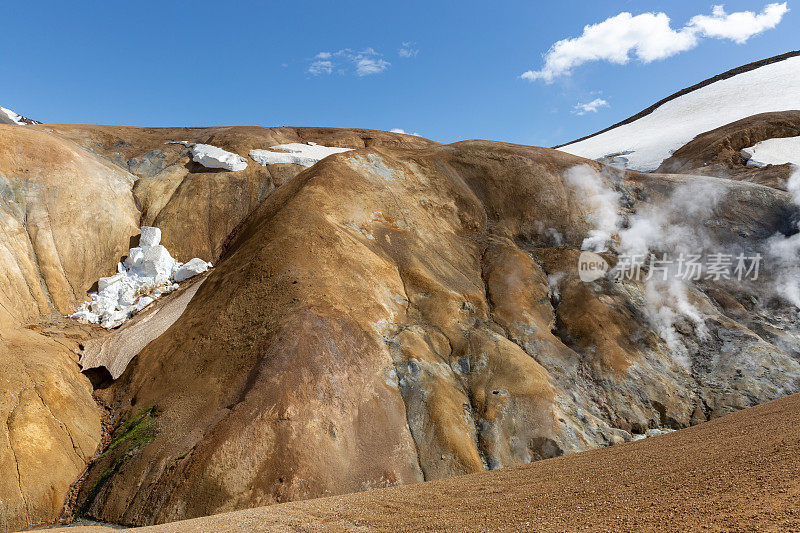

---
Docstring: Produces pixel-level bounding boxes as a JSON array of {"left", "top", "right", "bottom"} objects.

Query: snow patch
[
  {"left": 70, "top": 227, "right": 211, "bottom": 328},
  {"left": 249, "top": 142, "right": 352, "bottom": 168},
  {"left": 166, "top": 141, "right": 248, "bottom": 171},
  {"left": 0, "top": 105, "right": 40, "bottom": 125},
  {"left": 560, "top": 55, "right": 800, "bottom": 171},
  {"left": 190, "top": 143, "right": 248, "bottom": 171},
  {"left": 741, "top": 136, "right": 800, "bottom": 167}
]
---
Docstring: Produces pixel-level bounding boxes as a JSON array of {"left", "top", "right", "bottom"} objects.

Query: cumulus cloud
[
  {"left": 307, "top": 48, "right": 390, "bottom": 77},
  {"left": 522, "top": 3, "right": 788, "bottom": 82},
  {"left": 354, "top": 55, "right": 390, "bottom": 76},
  {"left": 573, "top": 98, "right": 610, "bottom": 115},
  {"left": 399, "top": 41, "right": 419, "bottom": 58},
  {"left": 689, "top": 3, "right": 789, "bottom": 43}
]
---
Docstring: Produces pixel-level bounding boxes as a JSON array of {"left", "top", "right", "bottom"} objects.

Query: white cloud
[
  {"left": 354, "top": 55, "right": 390, "bottom": 76},
  {"left": 522, "top": 2, "right": 789, "bottom": 82},
  {"left": 307, "top": 48, "right": 390, "bottom": 77},
  {"left": 399, "top": 41, "right": 419, "bottom": 58},
  {"left": 308, "top": 60, "right": 333, "bottom": 76},
  {"left": 389, "top": 128, "right": 420, "bottom": 136},
  {"left": 573, "top": 98, "right": 610, "bottom": 115},
  {"left": 688, "top": 3, "right": 788, "bottom": 43}
]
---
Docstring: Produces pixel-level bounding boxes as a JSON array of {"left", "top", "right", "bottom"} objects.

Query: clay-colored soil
[{"left": 49, "top": 391, "right": 800, "bottom": 532}]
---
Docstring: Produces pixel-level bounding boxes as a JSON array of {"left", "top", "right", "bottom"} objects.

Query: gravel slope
[{"left": 49, "top": 391, "right": 800, "bottom": 532}]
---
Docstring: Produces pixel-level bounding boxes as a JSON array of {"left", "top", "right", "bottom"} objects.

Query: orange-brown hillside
[{"left": 52, "top": 391, "right": 800, "bottom": 532}]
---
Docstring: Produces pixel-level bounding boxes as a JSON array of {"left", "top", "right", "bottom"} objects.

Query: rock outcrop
[
  {"left": 0, "top": 124, "right": 139, "bottom": 530},
  {"left": 72, "top": 141, "right": 800, "bottom": 525}
]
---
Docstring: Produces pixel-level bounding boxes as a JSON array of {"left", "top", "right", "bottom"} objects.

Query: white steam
[
  {"left": 565, "top": 165, "right": 621, "bottom": 252},
  {"left": 618, "top": 180, "right": 727, "bottom": 258},
  {"left": 645, "top": 278, "right": 709, "bottom": 369},
  {"left": 766, "top": 167, "right": 800, "bottom": 307},
  {"left": 617, "top": 180, "right": 726, "bottom": 364}
]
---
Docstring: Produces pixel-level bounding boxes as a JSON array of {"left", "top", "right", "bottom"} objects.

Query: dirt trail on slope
[{"left": 48, "top": 391, "right": 800, "bottom": 532}]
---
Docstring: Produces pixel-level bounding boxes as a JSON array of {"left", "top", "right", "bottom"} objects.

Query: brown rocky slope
[
  {"left": 69, "top": 140, "right": 800, "bottom": 525},
  {"left": 31, "top": 124, "right": 439, "bottom": 262},
  {"left": 52, "top": 390, "right": 800, "bottom": 532},
  {"left": 0, "top": 124, "right": 438, "bottom": 532},
  {"left": 1, "top": 124, "right": 139, "bottom": 532}
]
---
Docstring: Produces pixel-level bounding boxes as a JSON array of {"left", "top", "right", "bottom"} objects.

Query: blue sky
[{"left": 1, "top": 1, "right": 796, "bottom": 146}]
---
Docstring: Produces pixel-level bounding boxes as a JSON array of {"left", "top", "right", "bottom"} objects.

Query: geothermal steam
[{"left": 565, "top": 165, "right": 620, "bottom": 252}]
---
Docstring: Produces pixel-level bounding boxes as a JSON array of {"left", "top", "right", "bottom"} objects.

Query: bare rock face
[
  {"left": 0, "top": 125, "right": 140, "bottom": 531},
  {"left": 74, "top": 141, "right": 800, "bottom": 526},
  {"left": 0, "top": 312, "right": 102, "bottom": 532},
  {"left": 0, "top": 125, "right": 141, "bottom": 318},
  {"left": 656, "top": 111, "right": 800, "bottom": 189}
]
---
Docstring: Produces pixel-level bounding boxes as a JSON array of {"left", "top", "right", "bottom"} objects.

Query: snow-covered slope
[
  {"left": 558, "top": 52, "right": 800, "bottom": 171},
  {"left": 0, "top": 105, "right": 41, "bottom": 125}
]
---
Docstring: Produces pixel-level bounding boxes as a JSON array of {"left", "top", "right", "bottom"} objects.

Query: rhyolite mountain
[{"left": 2, "top": 51, "right": 800, "bottom": 530}]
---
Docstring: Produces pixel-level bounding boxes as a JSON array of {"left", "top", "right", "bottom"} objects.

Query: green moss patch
[{"left": 77, "top": 406, "right": 159, "bottom": 518}]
